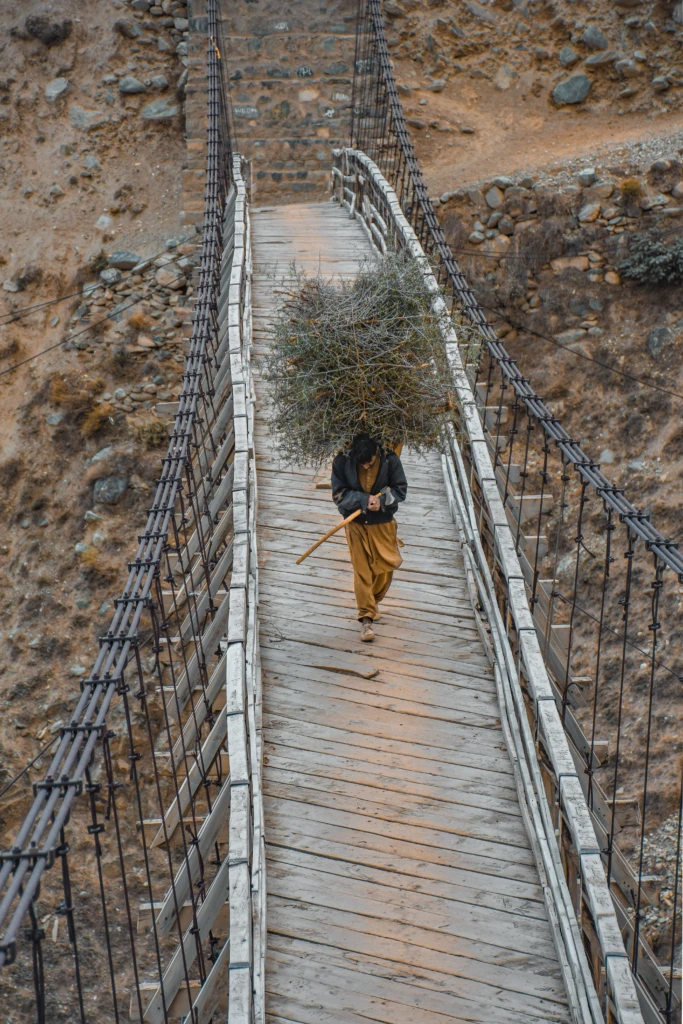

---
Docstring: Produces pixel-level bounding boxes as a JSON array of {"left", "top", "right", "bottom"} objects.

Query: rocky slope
[{"left": 0, "top": 0, "right": 193, "bottom": 854}]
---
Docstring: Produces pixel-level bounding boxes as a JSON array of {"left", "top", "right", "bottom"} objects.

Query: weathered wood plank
[{"left": 252, "top": 203, "right": 567, "bottom": 1024}]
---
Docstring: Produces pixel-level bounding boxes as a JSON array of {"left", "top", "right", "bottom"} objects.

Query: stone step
[
  {"left": 226, "top": 35, "right": 354, "bottom": 60},
  {"left": 222, "top": 14, "right": 355, "bottom": 35},
  {"left": 229, "top": 59, "right": 353, "bottom": 81},
  {"left": 221, "top": 0, "right": 357, "bottom": 203}
]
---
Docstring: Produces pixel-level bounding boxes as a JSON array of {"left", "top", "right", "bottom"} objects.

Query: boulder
[
  {"left": 604, "top": 271, "right": 621, "bottom": 285},
  {"left": 155, "top": 266, "right": 184, "bottom": 289},
  {"left": 108, "top": 250, "right": 141, "bottom": 269},
  {"left": 599, "top": 449, "right": 615, "bottom": 464},
  {"left": 582, "top": 25, "right": 608, "bottom": 50},
  {"left": 556, "top": 329, "right": 587, "bottom": 345},
  {"left": 647, "top": 326, "right": 670, "bottom": 358},
  {"left": 69, "top": 105, "right": 108, "bottom": 131},
  {"left": 494, "top": 67, "right": 518, "bottom": 91},
  {"left": 483, "top": 234, "right": 512, "bottom": 257},
  {"left": 552, "top": 75, "right": 591, "bottom": 106},
  {"left": 140, "top": 98, "right": 180, "bottom": 121},
  {"left": 114, "top": 19, "right": 142, "bottom": 39},
  {"left": 150, "top": 74, "right": 169, "bottom": 91},
  {"left": 652, "top": 77, "right": 670, "bottom": 92},
  {"left": 672, "top": 181, "right": 683, "bottom": 200},
  {"left": 485, "top": 186, "right": 504, "bottom": 209},
  {"left": 100, "top": 267, "right": 122, "bottom": 285},
  {"left": 93, "top": 476, "right": 129, "bottom": 504},
  {"left": 463, "top": 0, "right": 496, "bottom": 23},
  {"left": 551, "top": 256, "right": 590, "bottom": 274},
  {"left": 578, "top": 202, "right": 601, "bottom": 222},
  {"left": 640, "top": 193, "right": 669, "bottom": 210},
  {"left": 559, "top": 46, "right": 580, "bottom": 68},
  {"left": 584, "top": 51, "right": 621, "bottom": 67},
  {"left": 45, "top": 77, "right": 69, "bottom": 103},
  {"left": 578, "top": 168, "right": 597, "bottom": 186},
  {"left": 584, "top": 181, "right": 614, "bottom": 200},
  {"left": 615, "top": 59, "right": 641, "bottom": 78},
  {"left": 119, "top": 75, "right": 147, "bottom": 95}
]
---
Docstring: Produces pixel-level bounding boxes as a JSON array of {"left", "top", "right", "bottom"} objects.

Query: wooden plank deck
[{"left": 251, "top": 203, "right": 570, "bottom": 1024}]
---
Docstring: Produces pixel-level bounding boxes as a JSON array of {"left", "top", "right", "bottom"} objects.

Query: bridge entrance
[{"left": 223, "top": 0, "right": 357, "bottom": 204}]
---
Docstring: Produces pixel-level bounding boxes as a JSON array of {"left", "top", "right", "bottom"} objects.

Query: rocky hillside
[{"left": 0, "top": 0, "right": 195, "bottom": 849}]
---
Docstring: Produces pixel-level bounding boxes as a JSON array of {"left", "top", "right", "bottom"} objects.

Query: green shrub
[{"left": 619, "top": 231, "right": 683, "bottom": 285}]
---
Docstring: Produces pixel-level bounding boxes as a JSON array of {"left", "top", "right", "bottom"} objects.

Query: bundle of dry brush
[{"left": 264, "top": 253, "right": 457, "bottom": 465}]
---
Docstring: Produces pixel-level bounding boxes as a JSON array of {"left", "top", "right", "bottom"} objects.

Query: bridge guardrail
[
  {"left": 333, "top": 147, "right": 645, "bottom": 1024},
  {"left": 0, "top": 5, "right": 264, "bottom": 1023},
  {"left": 345, "top": 3, "right": 682, "bottom": 1021}
]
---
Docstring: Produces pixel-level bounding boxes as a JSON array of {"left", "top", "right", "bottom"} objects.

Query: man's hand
[{"left": 367, "top": 494, "right": 381, "bottom": 512}]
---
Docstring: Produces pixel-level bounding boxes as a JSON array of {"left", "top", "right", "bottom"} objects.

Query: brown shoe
[{"left": 359, "top": 617, "right": 375, "bottom": 642}]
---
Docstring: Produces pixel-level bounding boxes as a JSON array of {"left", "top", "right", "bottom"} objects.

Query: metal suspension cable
[
  {"left": 0, "top": 0, "right": 234, "bottom": 978},
  {"left": 353, "top": 0, "right": 683, "bottom": 585}
]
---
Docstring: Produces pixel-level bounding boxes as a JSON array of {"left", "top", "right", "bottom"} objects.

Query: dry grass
[
  {"left": 0, "top": 457, "right": 23, "bottom": 492},
  {"left": 50, "top": 372, "right": 104, "bottom": 414},
  {"left": 80, "top": 547, "right": 118, "bottom": 582},
  {"left": 620, "top": 177, "right": 643, "bottom": 199},
  {"left": 128, "top": 311, "right": 155, "bottom": 331},
  {"left": 135, "top": 417, "right": 168, "bottom": 449},
  {"left": 0, "top": 338, "right": 21, "bottom": 361},
  {"left": 80, "top": 402, "right": 115, "bottom": 437}
]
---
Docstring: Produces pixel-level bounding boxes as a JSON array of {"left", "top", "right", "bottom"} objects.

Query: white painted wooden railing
[{"left": 223, "top": 155, "right": 265, "bottom": 1024}]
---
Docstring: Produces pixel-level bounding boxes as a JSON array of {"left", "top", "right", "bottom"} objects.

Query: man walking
[{"left": 331, "top": 433, "right": 407, "bottom": 641}]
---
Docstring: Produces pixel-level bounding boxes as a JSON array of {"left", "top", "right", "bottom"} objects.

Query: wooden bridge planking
[{"left": 252, "top": 202, "right": 569, "bottom": 1023}]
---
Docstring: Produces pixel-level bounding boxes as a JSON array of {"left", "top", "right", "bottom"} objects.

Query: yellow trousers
[{"left": 344, "top": 519, "right": 402, "bottom": 620}]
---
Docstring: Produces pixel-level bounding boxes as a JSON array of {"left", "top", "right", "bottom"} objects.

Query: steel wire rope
[
  {"left": 0, "top": 246, "right": 194, "bottom": 326},
  {"left": 348, "top": 12, "right": 681, "bottom": 1018},
  {"left": 348, "top": 4, "right": 683, "bottom": 590},
  {"left": 473, "top": 299, "right": 683, "bottom": 402},
  {"left": 0, "top": 737, "right": 60, "bottom": 801},
  {"left": 0, "top": 3, "right": 234, "bottom": 989},
  {"left": 434, "top": 218, "right": 683, "bottom": 264}
]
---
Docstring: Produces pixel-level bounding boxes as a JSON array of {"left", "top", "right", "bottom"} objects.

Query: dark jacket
[{"left": 331, "top": 450, "right": 408, "bottom": 525}]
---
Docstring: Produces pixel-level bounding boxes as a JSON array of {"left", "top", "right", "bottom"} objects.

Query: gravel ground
[{"left": 638, "top": 813, "right": 682, "bottom": 966}]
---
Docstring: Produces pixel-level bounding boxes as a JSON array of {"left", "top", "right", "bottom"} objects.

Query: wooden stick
[{"left": 296, "top": 495, "right": 381, "bottom": 565}]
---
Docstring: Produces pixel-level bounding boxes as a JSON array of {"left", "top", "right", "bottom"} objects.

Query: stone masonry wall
[{"left": 223, "top": 0, "right": 357, "bottom": 204}]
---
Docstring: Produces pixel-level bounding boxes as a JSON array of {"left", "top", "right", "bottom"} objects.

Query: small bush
[
  {"left": 50, "top": 372, "right": 104, "bottom": 412},
  {"left": 80, "top": 547, "right": 118, "bottom": 582},
  {"left": 87, "top": 250, "right": 108, "bottom": 274},
  {"left": 135, "top": 417, "right": 168, "bottom": 449},
  {"left": 619, "top": 231, "right": 683, "bottom": 285},
  {"left": 620, "top": 177, "right": 643, "bottom": 199},
  {"left": 128, "top": 311, "right": 155, "bottom": 331},
  {"left": 80, "top": 402, "right": 114, "bottom": 437},
  {"left": 0, "top": 338, "right": 21, "bottom": 361}
]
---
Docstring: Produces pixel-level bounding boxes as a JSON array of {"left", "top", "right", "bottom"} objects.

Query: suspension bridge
[{"left": 0, "top": 2, "right": 680, "bottom": 1024}]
